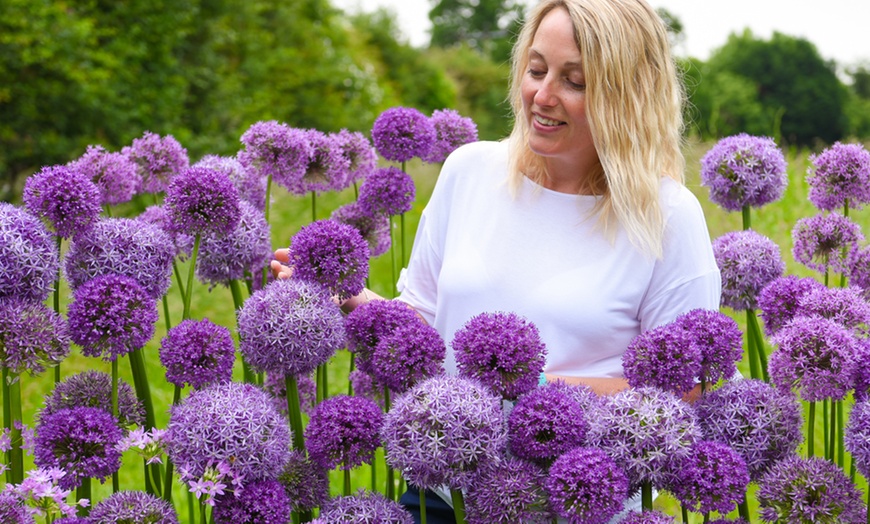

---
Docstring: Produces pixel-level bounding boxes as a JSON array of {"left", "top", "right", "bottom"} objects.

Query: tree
[{"left": 428, "top": 0, "right": 525, "bottom": 63}]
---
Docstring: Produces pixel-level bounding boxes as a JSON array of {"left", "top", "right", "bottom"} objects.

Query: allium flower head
[
  {"left": 136, "top": 204, "right": 194, "bottom": 260},
  {"left": 299, "top": 129, "right": 351, "bottom": 194},
  {"left": 68, "top": 144, "right": 141, "bottom": 206},
  {"left": 330, "top": 202, "right": 391, "bottom": 257},
  {"left": 674, "top": 308, "right": 743, "bottom": 386},
  {"left": 465, "top": 456, "right": 552, "bottom": 524},
  {"left": 63, "top": 217, "right": 175, "bottom": 299},
  {"left": 237, "top": 278, "right": 346, "bottom": 377},
  {"left": 453, "top": 311, "right": 547, "bottom": 400},
  {"left": 305, "top": 395, "right": 384, "bottom": 471},
  {"left": 422, "top": 109, "right": 479, "bottom": 164},
  {"left": 796, "top": 284, "right": 870, "bottom": 334},
  {"left": 586, "top": 386, "right": 699, "bottom": 489},
  {"left": 34, "top": 406, "right": 123, "bottom": 489},
  {"left": 369, "top": 320, "right": 446, "bottom": 394},
  {"left": 213, "top": 480, "right": 291, "bottom": 524},
  {"left": 618, "top": 510, "right": 676, "bottom": 524},
  {"left": 238, "top": 121, "right": 312, "bottom": 192},
  {"left": 278, "top": 450, "right": 330, "bottom": 513},
  {"left": 792, "top": 212, "right": 864, "bottom": 275},
  {"left": 264, "top": 371, "right": 317, "bottom": 417},
  {"left": 318, "top": 490, "right": 414, "bottom": 524},
  {"left": 756, "top": 455, "right": 864, "bottom": 523},
  {"left": 164, "top": 166, "right": 241, "bottom": 238},
  {"left": 345, "top": 299, "right": 420, "bottom": 369},
  {"left": 694, "top": 379, "right": 802, "bottom": 480},
  {"left": 758, "top": 275, "right": 826, "bottom": 337},
  {"left": 0, "top": 298, "right": 69, "bottom": 378},
  {"left": 164, "top": 382, "right": 292, "bottom": 483},
  {"left": 667, "top": 440, "right": 749, "bottom": 515},
  {"left": 845, "top": 398, "right": 870, "bottom": 479},
  {"left": 807, "top": 141, "right": 870, "bottom": 211},
  {"left": 335, "top": 129, "right": 377, "bottom": 186},
  {"left": 0, "top": 203, "right": 59, "bottom": 302},
  {"left": 89, "top": 490, "right": 179, "bottom": 524},
  {"left": 348, "top": 369, "right": 386, "bottom": 409},
  {"left": 67, "top": 274, "right": 158, "bottom": 361},
  {"left": 850, "top": 338, "right": 870, "bottom": 401},
  {"left": 382, "top": 375, "right": 507, "bottom": 489},
  {"left": 196, "top": 200, "right": 272, "bottom": 288},
  {"left": 43, "top": 370, "right": 144, "bottom": 428},
  {"left": 545, "top": 447, "right": 630, "bottom": 524},
  {"left": 357, "top": 166, "right": 416, "bottom": 217},
  {"left": 159, "top": 318, "right": 235, "bottom": 390},
  {"left": 700, "top": 133, "right": 787, "bottom": 211},
  {"left": 194, "top": 154, "right": 267, "bottom": 211},
  {"left": 0, "top": 491, "right": 32, "bottom": 524},
  {"left": 287, "top": 218, "right": 370, "bottom": 300},
  {"left": 122, "top": 131, "right": 189, "bottom": 194},
  {"left": 622, "top": 321, "right": 700, "bottom": 395},
  {"left": 371, "top": 106, "right": 436, "bottom": 162},
  {"left": 22, "top": 164, "right": 101, "bottom": 238},
  {"left": 713, "top": 229, "right": 785, "bottom": 310}
]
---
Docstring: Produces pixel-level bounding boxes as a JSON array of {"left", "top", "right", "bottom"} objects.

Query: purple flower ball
[
  {"left": 699, "top": 133, "right": 788, "bottom": 212},
  {"left": 545, "top": 447, "right": 630, "bottom": 524},
  {"left": 22, "top": 164, "right": 101, "bottom": 239},
  {"left": 299, "top": 129, "right": 351, "bottom": 194},
  {"left": 667, "top": 440, "right": 749, "bottom": 515},
  {"left": 618, "top": 510, "right": 676, "bottom": 524},
  {"left": 238, "top": 121, "right": 313, "bottom": 192},
  {"left": 453, "top": 311, "right": 547, "bottom": 400},
  {"left": 213, "top": 479, "right": 291, "bottom": 524},
  {"left": 382, "top": 375, "right": 507, "bottom": 490},
  {"left": 0, "top": 297, "right": 70, "bottom": 377},
  {"left": 194, "top": 154, "right": 267, "bottom": 211},
  {"left": 369, "top": 320, "right": 446, "bottom": 394},
  {"left": 318, "top": 490, "right": 414, "bottom": 523},
  {"left": 287, "top": 218, "right": 370, "bottom": 300},
  {"left": 797, "top": 285, "right": 870, "bottom": 335},
  {"left": 237, "top": 278, "right": 346, "bottom": 377},
  {"left": 335, "top": 129, "right": 377, "bottom": 186},
  {"left": 330, "top": 202, "right": 391, "bottom": 257},
  {"left": 196, "top": 200, "right": 272, "bottom": 288},
  {"left": 164, "top": 166, "right": 242, "bottom": 238},
  {"left": 371, "top": 106, "right": 436, "bottom": 162},
  {"left": 159, "top": 318, "right": 235, "bottom": 390},
  {"left": 674, "top": 308, "right": 743, "bottom": 387},
  {"left": 136, "top": 204, "right": 194, "bottom": 260},
  {"left": 713, "top": 229, "right": 785, "bottom": 311},
  {"left": 807, "top": 141, "right": 870, "bottom": 211},
  {"left": 278, "top": 450, "right": 330, "bottom": 513},
  {"left": 850, "top": 338, "right": 870, "bottom": 401},
  {"left": 164, "top": 382, "right": 292, "bottom": 483},
  {"left": 694, "top": 379, "right": 802, "bottom": 481},
  {"left": 348, "top": 369, "right": 386, "bottom": 410},
  {"left": 43, "top": 370, "right": 144, "bottom": 428},
  {"left": 845, "top": 398, "right": 870, "bottom": 479},
  {"left": 63, "top": 217, "right": 175, "bottom": 299},
  {"left": 0, "top": 491, "right": 32, "bottom": 524},
  {"left": 68, "top": 144, "right": 141, "bottom": 206},
  {"left": 792, "top": 212, "right": 864, "bottom": 275},
  {"left": 121, "top": 131, "right": 189, "bottom": 194},
  {"left": 305, "top": 395, "right": 384, "bottom": 471},
  {"left": 344, "top": 299, "right": 420, "bottom": 369},
  {"left": 67, "top": 274, "right": 158, "bottom": 361},
  {"left": 357, "top": 166, "right": 416, "bottom": 217},
  {"left": 465, "top": 456, "right": 553, "bottom": 524},
  {"left": 421, "top": 109, "right": 479, "bottom": 164},
  {"left": 34, "top": 406, "right": 123, "bottom": 490},
  {"left": 54, "top": 519, "right": 88, "bottom": 524},
  {"left": 89, "top": 490, "right": 179, "bottom": 524},
  {"left": 622, "top": 321, "right": 701, "bottom": 395},
  {"left": 0, "top": 203, "right": 59, "bottom": 303},
  {"left": 849, "top": 244, "right": 870, "bottom": 299},
  {"left": 756, "top": 455, "right": 864, "bottom": 523},
  {"left": 264, "top": 371, "right": 317, "bottom": 417},
  {"left": 757, "top": 275, "right": 826, "bottom": 337}
]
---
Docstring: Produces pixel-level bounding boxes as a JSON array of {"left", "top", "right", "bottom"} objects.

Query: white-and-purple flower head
[
  {"left": 465, "top": 456, "right": 552, "bottom": 524},
  {"left": 422, "top": 109, "right": 478, "bottom": 164},
  {"left": 159, "top": 318, "right": 235, "bottom": 390},
  {"left": 277, "top": 450, "right": 330, "bottom": 514},
  {"left": 371, "top": 106, "right": 436, "bottom": 163},
  {"left": 845, "top": 398, "right": 870, "bottom": 480},
  {"left": 43, "top": 370, "right": 144, "bottom": 428},
  {"left": 622, "top": 320, "right": 700, "bottom": 395},
  {"left": 850, "top": 339, "right": 870, "bottom": 401},
  {"left": 68, "top": 144, "right": 141, "bottom": 206},
  {"left": 164, "top": 166, "right": 242, "bottom": 238},
  {"left": 316, "top": 490, "right": 414, "bottom": 524},
  {"left": 849, "top": 244, "right": 870, "bottom": 299},
  {"left": 344, "top": 299, "right": 420, "bottom": 371},
  {"left": 212, "top": 479, "right": 291, "bottom": 524},
  {"left": 368, "top": 320, "right": 446, "bottom": 394},
  {"left": 700, "top": 133, "right": 787, "bottom": 212},
  {"left": 121, "top": 131, "right": 189, "bottom": 194},
  {"left": 196, "top": 200, "right": 272, "bottom": 289},
  {"left": 23, "top": 164, "right": 101, "bottom": 239},
  {"left": 238, "top": 120, "right": 312, "bottom": 193},
  {"left": 89, "top": 490, "right": 179, "bottom": 524},
  {"left": 674, "top": 308, "right": 743, "bottom": 387},
  {"left": 792, "top": 212, "right": 864, "bottom": 276},
  {"left": 335, "top": 128, "right": 377, "bottom": 186},
  {"left": 0, "top": 203, "right": 59, "bottom": 303},
  {"left": 287, "top": 218, "right": 370, "bottom": 300},
  {"left": 136, "top": 204, "right": 194, "bottom": 260},
  {"left": 0, "top": 491, "right": 32, "bottom": 524},
  {"left": 807, "top": 141, "right": 870, "bottom": 211},
  {"left": 300, "top": 129, "right": 351, "bottom": 194},
  {"left": 757, "top": 275, "right": 826, "bottom": 337},
  {"left": 796, "top": 284, "right": 870, "bottom": 335},
  {"left": 357, "top": 166, "right": 416, "bottom": 217},
  {"left": 304, "top": 395, "right": 384, "bottom": 471},
  {"left": 194, "top": 154, "right": 267, "bottom": 211},
  {"left": 330, "top": 202, "right": 392, "bottom": 257},
  {"left": 0, "top": 298, "right": 69, "bottom": 378},
  {"left": 545, "top": 447, "right": 630, "bottom": 524},
  {"left": 667, "top": 440, "right": 749, "bottom": 516},
  {"left": 713, "top": 229, "right": 785, "bottom": 311}
]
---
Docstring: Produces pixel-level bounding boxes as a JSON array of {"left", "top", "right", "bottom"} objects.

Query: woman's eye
[
  {"left": 568, "top": 79, "right": 586, "bottom": 90},
  {"left": 527, "top": 68, "right": 546, "bottom": 78}
]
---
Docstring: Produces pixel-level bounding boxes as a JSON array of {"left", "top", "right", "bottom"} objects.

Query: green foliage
[
  {"left": 427, "top": 0, "right": 524, "bottom": 63},
  {"left": 682, "top": 58, "right": 768, "bottom": 139}
]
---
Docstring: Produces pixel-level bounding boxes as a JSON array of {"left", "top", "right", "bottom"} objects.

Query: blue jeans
[{"left": 399, "top": 486, "right": 456, "bottom": 524}]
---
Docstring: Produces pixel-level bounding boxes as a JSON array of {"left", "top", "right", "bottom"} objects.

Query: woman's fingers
[{"left": 270, "top": 249, "right": 293, "bottom": 280}]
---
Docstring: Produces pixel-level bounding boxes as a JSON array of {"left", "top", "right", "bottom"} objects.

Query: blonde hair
[{"left": 507, "top": 0, "right": 686, "bottom": 258}]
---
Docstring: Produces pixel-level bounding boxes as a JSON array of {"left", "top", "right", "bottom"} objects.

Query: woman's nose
[{"left": 533, "top": 77, "right": 557, "bottom": 107}]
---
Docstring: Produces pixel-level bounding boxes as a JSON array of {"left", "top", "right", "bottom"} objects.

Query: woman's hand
[{"left": 270, "top": 248, "right": 294, "bottom": 280}]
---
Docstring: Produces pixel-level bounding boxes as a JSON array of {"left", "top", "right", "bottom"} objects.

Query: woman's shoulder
[
  {"left": 441, "top": 140, "right": 508, "bottom": 172},
  {"left": 658, "top": 176, "right": 705, "bottom": 216}
]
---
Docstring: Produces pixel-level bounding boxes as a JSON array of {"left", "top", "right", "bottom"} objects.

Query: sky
[{"left": 333, "top": 0, "right": 870, "bottom": 67}]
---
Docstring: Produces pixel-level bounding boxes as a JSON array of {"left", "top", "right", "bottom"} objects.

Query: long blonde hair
[{"left": 507, "top": 0, "right": 686, "bottom": 258}]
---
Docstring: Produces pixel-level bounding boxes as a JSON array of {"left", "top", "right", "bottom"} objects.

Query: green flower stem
[
  {"left": 642, "top": 481, "right": 653, "bottom": 512},
  {"left": 681, "top": 506, "right": 689, "bottom": 523},
  {"left": 746, "top": 310, "right": 768, "bottom": 381},
  {"left": 286, "top": 375, "right": 306, "bottom": 451},
  {"left": 162, "top": 295, "right": 173, "bottom": 333},
  {"left": 384, "top": 388, "right": 394, "bottom": 501},
  {"left": 451, "top": 489, "right": 467, "bottom": 524},
  {"left": 2, "top": 368, "right": 23, "bottom": 484},
  {"left": 183, "top": 234, "right": 201, "bottom": 322},
  {"left": 824, "top": 400, "right": 830, "bottom": 460},
  {"left": 76, "top": 477, "right": 92, "bottom": 517},
  {"left": 420, "top": 489, "right": 427, "bottom": 524},
  {"left": 347, "top": 353, "right": 356, "bottom": 396},
  {"left": 744, "top": 310, "right": 760, "bottom": 380},
  {"left": 173, "top": 259, "right": 187, "bottom": 306},
  {"left": 738, "top": 500, "right": 751, "bottom": 522},
  {"left": 400, "top": 213, "right": 407, "bottom": 267},
  {"left": 162, "top": 384, "right": 183, "bottom": 503},
  {"left": 808, "top": 401, "right": 816, "bottom": 457},
  {"left": 128, "top": 348, "right": 161, "bottom": 494},
  {"left": 838, "top": 399, "right": 846, "bottom": 468},
  {"left": 742, "top": 205, "right": 751, "bottom": 231},
  {"left": 55, "top": 235, "right": 62, "bottom": 384},
  {"left": 389, "top": 217, "right": 397, "bottom": 297},
  {"left": 344, "top": 468, "right": 351, "bottom": 496},
  {"left": 112, "top": 358, "right": 120, "bottom": 493},
  {"left": 199, "top": 497, "right": 207, "bottom": 524},
  {"left": 229, "top": 279, "right": 256, "bottom": 384},
  {"left": 261, "top": 174, "right": 273, "bottom": 289}
]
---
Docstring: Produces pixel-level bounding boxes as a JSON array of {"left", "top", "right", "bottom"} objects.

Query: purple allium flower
[
  {"left": 586, "top": 386, "right": 699, "bottom": 490},
  {"left": 317, "top": 490, "right": 413, "bottom": 524},
  {"left": 278, "top": 450, "right": 330, "bottom": 513},
  {"left": 299, "top": 129, "right": 351, "bottom": 194},
  {"left": 507, "top": 381, "right": 598, "bottom": 465},
  {"left": 849, "top": 243, "right": 870, "bottom": 297},
  {"left": 0, "top": 203, "right": 59, "bottom": 303},
  {"left": 369, "top": 320, "right": 446, "bottom": 394},
  {"left": 164, "top": 166, "right": 242, "bottom": 238},
  {"left": 707, "top": 520, "right": 749, "bottom": 524},
  {"left": 121, "top": 132, "right": 189, "bottom": 194},
  {"left": 796, "top": 284, "right": 870, "bottom": 334},
  {"left": 421, "top": 109, "right": 479, "bottom": 164},
  {"left": 756, "top": 455, "right": 864, "bottom": 523},
  {"left": 89, "top": 490, "right": 179, "bottom": 524},
  {"left": 0, "top": 298, "right": 69, "bottom": 377},
  {"left": 845, "top": 398, "right": 870, "bottom": 479},
  {"left": 757, "top": 275, "right": 826, "bottom": 337},
  {"left": 263, "top": 371, "right": 317, "bottom": 417},
  {"left": 43, "top": 370, "right": 144, "bottom": 428},
  {"left": 305, "top": 395, "right": 383, "bottom": 471},
  {"left": 67, "top": 274, "right": 158, "bottom": 361},
  {"left": 22, "top": 164, "right": 101, "bottom": 239},
  {"left": 713, "top": 229, "right": 785, "bottom": 311},
  {"left": 667, "top": 440, "right": 749, "bottom": 515},
  {"left": 768, "top": 315, "right": 857, "bottom": 402},
  {"left": 55, "top": 518, "right": 91, "bottom": 524},
  {"left": 194, "top": 154, "right": 267, "bottom": 211},
  {"left": 196, "top": 200, "right": 272, "bottom": 288},
  {"left": 357, "top": 166, "right": 416, "bottom": 217},
  {"left": 238, "top": 121, "right": 313, "bottom": 193},
  {"left": 618, "top": 510, "right": 676, "bottom": 524},
  {"left": 382, "top": 375, "right": 507, "bottom": 490},
  {"left": 674, "top": 308, "right": 743, "bottom": 387},
  {"left": 622, "top": 321, "right": 701, "bottom": 395},
  {"left": 0, "top": 491, "right": 32, "bottom": 524},
  {"left": 33, "top": 406, "right": 123, "bottom": 490},
  {"left": 330, "top": 202, "right": 391, "bottom": 257},
  {"left": 453, "top": 311, "right": 547, "bottom": 400},
  {"left": 371, "top": 106, "right": 436, "bottom": 163},
  {"left": 159, "top": 318, "right": 235, "bottom": 390},
  {"left": 63, "top": 217, "right": 175, "bottom": 299},
  {"left": 344, "top": 299, "right": 420, "bottom": 369},
  {"left": 850, "top": 338, "right": 870, "bottom": 401},
  {"left": 136, "top": 204, "right": 194, "bottom": 260},
  {"left": 348, "top": 369, "right": 386, "bottom": 409},
  {"left": 68, "top": 144, "right": 141, "bottom": 206},
  {"left": 335, "top": 129, "right": 377, "bottom": 186},
  {"left": 699, "top": 133, "right": 788, "bottom": 212},
  {"left": 792, "top": 212, "right": 864, "bottom": 275},
  {"left": 545, "top": 447, "right": 630, "bottom": 524},
  {"left": 694, "top": 379, "right": 802, "bottom": 481},
  {"left": 287, "top": 218, "right": 370, "bottom": 300},
  {"left": 465, "top": 456, "right": 553, "bottom": 524},
  {"left": 237, "top": 278, "right": 345, "bottom": 377},
  {"left": 807, "top": 141, "right": 870, "bottom": 211},
  {"left": 212, "top": 479, "right": 291, "bottom": 524},
  {"left": 164, "top": 382, "right": 292, "bottom": 483}
]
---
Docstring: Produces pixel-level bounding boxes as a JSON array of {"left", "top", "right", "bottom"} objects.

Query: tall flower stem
[
  {"left": 183, "top": 235, "right": 201, "bottom": 321},
  {"left": 742, "top": 205, "right": 752, "bottom": 231},
  {"left": 642, "top": 481, "right": 653, "bottom": 511},
  {"left": 261, "top": 174, "right": 273, "bottom": 289},
  {"left": 384, "top": 388, "right": 395, "bottom": 501},
  {"left": 162, "top": 384, "right": 183, "bottom": 503},
  {"left": 808, "top": 401, "right": 816, "bottom": 457},
  {"left": 838, "top": 399, "right": 846, "bottom": 468},
  {"left": 173, "top": 260, "right": 187, "bottom": 306},
  {"left": 744, "top": 310, "right": 761, "bottom": 380},
  {"left": 128, "top": 348, "right": 161, "bottom": 494},
  {"left": 229, "top": 279, "right": 256, "bottom": 384},
  {"left": 420, "top": 490, "right": 428, "bottom": 524},
  {"left": 824, "top": 400, "right": 830, "bottom": 459},
  {"left": 746, "top": 310, "right": 769, "bottom": 381},
  {"left": 451, "top": 489, "right": 467, "bottom": 524},
  {"left": 681, "top": 506, "right": 689, "bottom": 523},
  {"left": 2, "top": 368, "right": 23, "bottom": 484},
  {"left": 828, "top": 400, "right": 837, "bottom": 462},
  {"left": 286, "top": 375, "right": 306, "bottom": 452},
  {"left": 76, "top": 477, "right": 91, "bottom": 517},
  {"left": 54, "top": 235, "right": 62, "bottom": 384},
  {"left": 344, "top": 468, "right": 351, "bottom": 496},
  {"left": 389, "top": 217, "right": 398, "bottom": 297},
  {"left": 112, "top": 358, "right": 120, "bottom": 493},
  {"left": 738, "top": 500, "right": 751, "bottom": 522}
]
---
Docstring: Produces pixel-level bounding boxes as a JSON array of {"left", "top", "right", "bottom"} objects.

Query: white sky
[{"left": 334, "top": 0, "right": 870, "bottom": 66}]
